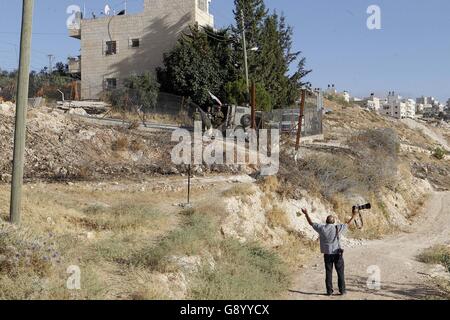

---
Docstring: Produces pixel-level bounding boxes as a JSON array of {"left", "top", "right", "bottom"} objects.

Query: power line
[{"left": 0, "top": 31, "right": 68, "bottom": 35}]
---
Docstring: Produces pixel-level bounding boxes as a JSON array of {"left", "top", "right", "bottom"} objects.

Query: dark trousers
[{"left": 324, "top": 254, "right": 346, "bottom": 294}]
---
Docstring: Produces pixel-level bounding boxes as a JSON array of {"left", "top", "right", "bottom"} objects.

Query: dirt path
[{"left": 288, "top": 192, "right": 450, "bottom": 300}]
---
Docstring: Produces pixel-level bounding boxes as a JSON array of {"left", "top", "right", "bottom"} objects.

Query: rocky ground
[{"left": 0, "top": 106, "right": 245, "bottom": 184}]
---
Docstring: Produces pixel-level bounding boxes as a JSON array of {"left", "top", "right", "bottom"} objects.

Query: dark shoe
[
  {"left": 339, "top": 291, "right": 347, "bottom": 296},
  {"left": 326, "top": 291, "right": 334, "bottom": 296}
]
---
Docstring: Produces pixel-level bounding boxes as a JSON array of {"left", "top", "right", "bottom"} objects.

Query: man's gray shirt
[{"left": 312, "top": 223, "right": 348, "bottom": 255}]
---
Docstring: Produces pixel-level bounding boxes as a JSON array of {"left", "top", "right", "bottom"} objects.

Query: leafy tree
[
  {"left": 225, "top": 78, "right": 247, "bottom": 106},
  {"left": 123, "top": 72, "right": 160, "bottom": 114},
  {"left": 0, "top": 69, "right": 17, "bottom": 101},
  {"left": 1, "top": 62, "right": 79, "bottom": 101},
  {"left": 225, "top": 78, "right": 272, "bottom": 111},
  {"left": 232, "top": 2, "right": 311, "bottom": 108},
  {"left": 233, "top": 0, "right": 267, "bottom": 51},
  {"left": 158, "top": 25, "right": 228, "bottom": 107},
  {"left": 159, "top": 0, "right": 311, "bottom": 110},
  {"left": 106, "top": 72, "right": 160, "bottom": 124},
  {"left": 53, "top": 62, "right": 69, "bottom": 76},
  {"left": 255, "top": 83, "right": 272, "bottom": 112}
]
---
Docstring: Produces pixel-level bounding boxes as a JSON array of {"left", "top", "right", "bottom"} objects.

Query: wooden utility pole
[
  {"left": 250, "top": 82, "right": 257, "bottom": 129},
  {"left": 241, "top": 10, "right": 249, "bottom": 95},
  {"left": 10, "top": 0, "right": 34, "bottom": 224},
  {"left": 295, "top": 89, "right": 306, "bottom": 151},
  {"left": 187, "top": 164, "right": 191, "bottom": 204}
]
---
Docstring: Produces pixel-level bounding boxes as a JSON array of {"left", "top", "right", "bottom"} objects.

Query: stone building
[
  {"left": 69, "top": 0, "right": 214, "bottom": 99},
  {"left": 363, "top": 93, "right": 381, "bottom": 112}
]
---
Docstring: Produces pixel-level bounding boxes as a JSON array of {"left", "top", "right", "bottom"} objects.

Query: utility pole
[
  {"left": 241, "top": 10, "right": 249, "bottom": 95},
  {"left": 187, "top": 164, "right": 191, "bottom": 205},
  {"left": 47, "top": 54, "right": 54, "bottom": 73},
  {"left": 295, "top": 89, "right": 306, "bottom": 151},
  {"left": 124, "top": 0, "right": 127, "bottom": 14},
  {"left": 10, "top": 0, "right": 34, "bottom": 224},
  {"left": 250, "top": 82, "right": 257, "bottom": 129}
]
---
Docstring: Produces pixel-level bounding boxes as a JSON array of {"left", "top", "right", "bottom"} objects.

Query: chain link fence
[{"left": 259, "top": 93, "right": 323, "bottom": 137}]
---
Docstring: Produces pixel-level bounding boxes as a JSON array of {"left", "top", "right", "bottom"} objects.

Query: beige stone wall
[{"left": 80, "top": 0, "right": 212, "bottom": 99}]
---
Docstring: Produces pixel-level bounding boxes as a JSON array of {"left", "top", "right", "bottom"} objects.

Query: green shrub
[
  {"left": 124, "top": 210, "right": 290, "bottom": 299},
  {"left": 128, "top": 212, "right": 215, "bottom": 270},
  {"left": 0, "top": 224, "right": 58, "bottom": 299},
  {"left": 190, "top": 240, "right": 289, "bottom": 300},
  {"left": 80, "top": 204, "right": 163, "bottom": 231},
  {"left": 433, "top": 147, "right": 447, "bottom": 160},
  {"left": 418, "top": 245, "right": 450, "bottom": 272},
  {"left": 105, "top": 72, "right": 160, "bottom": 114}
]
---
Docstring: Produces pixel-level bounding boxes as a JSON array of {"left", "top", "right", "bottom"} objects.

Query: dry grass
[
  {"left": 258, "top": 175, "right": 279, "bottom": 194},
  {"left": 108, "top": 110, "right": 183, "bottom": 126},
  {"left": 418, "top": 245, "right": 450, "bottom": 271},
  {"left": 128, "top": 119, "right": 140, "bottom": 130},
  {"left": 222, "top": 183, "right": 256, "bottom": 198},
  {"left": 0, "top": 180, "right": 295, "bottom": 300},
  {"left": 275, "top": 232, "right": 319, "bottom": 269},
  {"left": 190, "top": 239, "right": 290, "bottom": 300},
  {"left": 0, "top": 182, "right": 179, "bottom": 299},
  {"left": 276, "top": 127, "right": 408, "bottom": 239},
  {"left": 130, "top": 139, "right": 145, "bottom": 152},
  {"left": 266, "top": 206, "right": 290, "bottom": 229},
  {"left": 322, "top": 102, "right": 435, "bottom": 151},
  {"left": 112, "top": 136, "right": 129, "bottom": 151}
]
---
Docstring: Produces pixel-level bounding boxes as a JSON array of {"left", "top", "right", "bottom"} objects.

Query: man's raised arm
[
  {"left": 298, "top": 208, "right": 314, "bottom": 226},
  {"left": 345, "top": 207, "right": 359, "bottom": 225}
]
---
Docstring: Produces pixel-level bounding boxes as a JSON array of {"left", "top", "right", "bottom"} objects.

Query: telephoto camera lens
[{"left": 353, "top": 203, "right": 371, "bottom": 211}]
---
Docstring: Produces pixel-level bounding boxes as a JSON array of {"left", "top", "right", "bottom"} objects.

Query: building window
[
  {"left": 106, "top": 78, "right": 117, "bottom": 90},
  {"left": 198, "top": 0, "right": 208, "bottom": 12},
  {"left": 130, "top": 38, "right": 140, "bottom": 48},
  {"left": 105, "top": 41, "right": 117, "bottom": 55}
]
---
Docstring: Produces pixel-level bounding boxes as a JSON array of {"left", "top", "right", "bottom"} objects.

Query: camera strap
[
  {"left": 335, "top": 225, "right": 341, "bottom": 246},
  {"left": 354, "top": 212, "right": 364, "bottom": 229},
  {"left": 335, "top": 225, "right": 344, "bottom": 255}
]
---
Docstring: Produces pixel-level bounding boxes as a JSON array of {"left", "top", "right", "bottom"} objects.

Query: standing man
[{"left": 298, "top": 208, "right": 358, "bottom": 296}]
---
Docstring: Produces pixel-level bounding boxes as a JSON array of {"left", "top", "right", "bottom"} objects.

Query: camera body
[{"left": 352, "top": 203, "right": 371, "bottom": 211}]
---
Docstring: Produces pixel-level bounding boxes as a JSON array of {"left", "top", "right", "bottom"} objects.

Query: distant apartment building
[
  {"left": 68, "top": 0, "right": 214, "bottom": 99},
  {"left": 381, "top": 91, "right": 415, "bottom": 119},
  {"left": 416, "top": 96, "right": 429, "bottom": 105},
  {"left": 416, "top": 103, "right": 426, "bottom": 114},
  {"left": 362, "top": 93, "right": 381, "bottom": 112},
  {"left": 342, "top": 91, "right": 350, "bottom": 103},
  {"left": 326, "top": 84, "right": 337, "bottom": 95},
  {"left": 416, "top": 96, "right": 445, "bottom": 114},
  {"left": 404, "top": 99, "right": 416, "bottom": 118}
]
